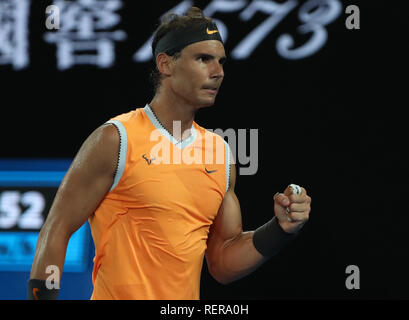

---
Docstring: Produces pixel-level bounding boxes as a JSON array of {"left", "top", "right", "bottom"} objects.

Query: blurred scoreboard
[{"left": 0, "top": 159, "right": 91, "bottom": 272}]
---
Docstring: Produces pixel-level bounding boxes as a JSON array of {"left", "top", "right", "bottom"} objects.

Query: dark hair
[{"left": 149, "top": 7, "right": 214, "bottom": 93}]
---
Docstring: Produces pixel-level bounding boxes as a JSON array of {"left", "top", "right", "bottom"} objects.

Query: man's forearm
[
  {"left": 209, "top": 217, "right": 299, "bottom": 284},
  {"left": 30, "top": 225, "right": 69, "bottom": 281},
  {"left": 209, "top": 231, "right": 268, "bottom": 284}
]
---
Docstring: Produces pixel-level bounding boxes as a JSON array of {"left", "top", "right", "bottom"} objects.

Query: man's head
[{"left": 150, "top": 7, "right": 226, "bottom": 108}]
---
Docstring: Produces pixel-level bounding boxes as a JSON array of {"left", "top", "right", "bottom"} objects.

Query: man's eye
[{"left": 199, "top": 56, "right": 210, "bottom": 62}]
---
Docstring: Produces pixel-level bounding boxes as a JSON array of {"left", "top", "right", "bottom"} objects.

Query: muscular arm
[
  {"left": 206, "top": 162, "right": 311, "bottom": 285},
  {"left": 30, "top": 124, "right": 119, "bottom": 281},
  {"left": 205, "top": 163, "right": 268, "bottom": 285}
]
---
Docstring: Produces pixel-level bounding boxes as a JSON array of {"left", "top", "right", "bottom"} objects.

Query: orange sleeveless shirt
[{"left": 88, "top": 105, "right": 230, "bottom": 300}]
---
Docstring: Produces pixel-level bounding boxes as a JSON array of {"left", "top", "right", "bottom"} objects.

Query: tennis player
[{"left": 28, "top": 7, "right": 311, "bottom": 300}]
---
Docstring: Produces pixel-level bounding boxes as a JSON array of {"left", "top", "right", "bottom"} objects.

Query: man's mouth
[{"left": 202, "top": 85, "right": 219, "bottom": 95}]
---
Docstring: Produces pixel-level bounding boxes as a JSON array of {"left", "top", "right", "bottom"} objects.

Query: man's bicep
[
  {"left": 44, "top": 124, "right": 119, "bottom": 237},
  {"left": 208, "top": 163, "right": 242, "bottom": 244},
  {"left": 214, "top": 190, "right": 243, "bottom": 241}
]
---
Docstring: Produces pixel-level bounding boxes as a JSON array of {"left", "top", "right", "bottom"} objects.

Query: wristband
[
  {"left": 27, "top": 279, "right": 59, "bottom": 300},
  {"left": 252, "top": 216, "right": 297, "bottom": 257}
]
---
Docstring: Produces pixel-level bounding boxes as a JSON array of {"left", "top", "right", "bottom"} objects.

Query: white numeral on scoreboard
[{"left": 0, "top": 191, "right": 45, "bottom": 230}]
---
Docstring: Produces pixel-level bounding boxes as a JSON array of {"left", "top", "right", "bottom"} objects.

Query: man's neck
[{"left": 149, "top": 92, "right": 196, "bottom": 142}]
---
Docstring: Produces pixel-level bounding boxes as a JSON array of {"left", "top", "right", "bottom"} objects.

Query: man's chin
[{"left": 198, "top": 97, "right": 217, "bottom": 108}]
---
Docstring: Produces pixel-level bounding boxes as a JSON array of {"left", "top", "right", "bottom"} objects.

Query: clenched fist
[{"left": 274, "top": 184, "right": 311, "bottom": 234}]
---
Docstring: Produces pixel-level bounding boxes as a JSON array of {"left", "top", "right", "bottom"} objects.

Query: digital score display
[{"left": 0, "top": 159, "right": 91, "bottom": 272}]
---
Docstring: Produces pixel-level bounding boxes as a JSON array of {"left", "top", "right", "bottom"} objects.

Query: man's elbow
[
  {"left": 208, "top": 269, "right": 230, "bottom": 285},
  {"left": 39, "top": 219, "right": 71, "bottom": 244},
  {"left": 207, "top": 263, "right": 239, "bottom": 285}
]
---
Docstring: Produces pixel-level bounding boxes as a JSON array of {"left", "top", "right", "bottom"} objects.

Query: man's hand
[{"left": 274, "top": 185, "right": 311, "bottom": 234}]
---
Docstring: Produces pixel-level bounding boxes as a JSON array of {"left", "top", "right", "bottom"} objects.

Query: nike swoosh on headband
[{"left": 206, "top": 28, "right": 218, "bottom": 35}]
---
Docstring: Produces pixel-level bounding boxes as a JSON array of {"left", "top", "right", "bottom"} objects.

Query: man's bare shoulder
[
  {"left": 70, "top": 123, "right": 120, "bottom": 179},
  {"left": 98, "top": 122, "right": 121, "bottom": 145}
]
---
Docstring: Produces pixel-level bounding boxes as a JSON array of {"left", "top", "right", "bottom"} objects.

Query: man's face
[{"left": 168, "top": 40, "right": 226, "bottom": 108}]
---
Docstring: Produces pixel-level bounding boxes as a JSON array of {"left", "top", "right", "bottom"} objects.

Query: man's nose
[{"left": 211, "top": 61, "right": 224, "bottom": 79}]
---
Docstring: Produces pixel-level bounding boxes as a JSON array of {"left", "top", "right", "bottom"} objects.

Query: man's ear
[{"left": 156, "top": 53, "right": 173, "bottom": 77}]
